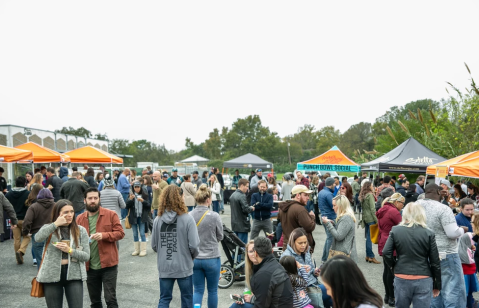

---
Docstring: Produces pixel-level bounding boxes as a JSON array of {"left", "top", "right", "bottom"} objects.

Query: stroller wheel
[{"left": 218, "top": 265, "right": 235, "bottom": 289}]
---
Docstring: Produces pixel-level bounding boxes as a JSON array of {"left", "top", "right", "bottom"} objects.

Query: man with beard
[
  {"left": 250, "top": 181, "right": 274, "bottom": 239},
  {"left": 278, "top": 185, "right": 316, "bottom": 252},
  {"left": 76, "top": 188, "right": 125, "bottom": 308}
]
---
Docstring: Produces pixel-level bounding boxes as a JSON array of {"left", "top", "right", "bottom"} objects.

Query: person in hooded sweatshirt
[
  {"left": 59, "top": 165, "right": 69, "bottom": 183},
  {"left": 22, "top": 188, "right": 56, "bottom": 269},
  {"left": 405, "top": 184, "right": 419, "bottom": 205},
  {"left": 5, "top": 176, "right": 31, "bottom": 264},
  {"left": 151, "top": 185, "right": 200, "bottom": 308}
]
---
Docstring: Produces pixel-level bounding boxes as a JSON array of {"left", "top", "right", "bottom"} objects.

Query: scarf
[{"left": 134, "top": 192, "right": 143, "bottom": 218}]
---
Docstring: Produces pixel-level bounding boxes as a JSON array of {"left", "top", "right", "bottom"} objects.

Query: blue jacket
[
  {"left": 251, "top": 192, "right": 274, "bottom": 221},
  {"left": 455, "top": 212, "right": 472, "bottom": 231},
  {"left": 117, "top": 174, "right": 130, "bottom": 194},
  {"left": 59, "top": 167, "right": 69, "bottom": 183},
  {"left": 318, "top": 187, "right": 336, "bottom": 220},
  {"left": 281, "top": 244, "right": 318, "bottom": 287}
]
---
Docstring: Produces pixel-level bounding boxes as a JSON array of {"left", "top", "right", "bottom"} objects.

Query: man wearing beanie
[
  {"left": 22, "top": 188, "right": 55, "bottom": 268},
  {"left": 317, "top": 177, "right": 336, "bottom": 263}
]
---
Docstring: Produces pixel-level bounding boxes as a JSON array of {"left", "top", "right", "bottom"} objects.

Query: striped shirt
[{"left": 292, "top": 267, "right": 312, "bottom": 308}]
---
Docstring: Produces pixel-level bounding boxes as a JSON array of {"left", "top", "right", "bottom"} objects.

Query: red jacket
[
  {"left": 376, "top": 202, "right": 401, "bottom": 256},
  {"left": 76, "top": 207, "right": 125, "bottom": 270}
]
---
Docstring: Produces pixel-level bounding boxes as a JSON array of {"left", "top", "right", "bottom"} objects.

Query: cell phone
[{"left": 230, "top": 295, "right": 244, "bottom": 303}]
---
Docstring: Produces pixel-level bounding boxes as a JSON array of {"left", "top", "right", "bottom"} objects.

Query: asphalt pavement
[{"left": 1, "top": 206, "right": 389, "bottom": 308}]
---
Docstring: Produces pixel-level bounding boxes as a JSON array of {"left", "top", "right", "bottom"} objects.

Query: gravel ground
[{"left": 0, "top": 205, "right": 402, "bottom": 308}]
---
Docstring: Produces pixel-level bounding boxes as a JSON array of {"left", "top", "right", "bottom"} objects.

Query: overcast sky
[{"left": 1, "top": 1, "right": 478, "bottom": 151}]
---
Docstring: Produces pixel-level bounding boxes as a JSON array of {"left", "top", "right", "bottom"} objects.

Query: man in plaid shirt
[{"left": 375, "top": 175, "right": 395, "bottom": 199}]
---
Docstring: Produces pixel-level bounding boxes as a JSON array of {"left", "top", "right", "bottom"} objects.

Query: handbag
[
  {"left": 125, "top": 210, "right": 131, "bottom": 229},
  {"left": 369, "top": 223, "right": 379, "bottom": 244},
  {"left": 31, "top": 234, "right": 52, "bottom": 298},
  {"left": 328, "top": 235, "right": 355, "bottom": 260}
]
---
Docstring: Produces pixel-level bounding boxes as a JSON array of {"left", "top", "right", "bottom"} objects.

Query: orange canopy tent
[
  {"left": 65, "top": 146, "right": 123, "bottom": 164},
  {"left": 297, "top": 146, "right": 360, "bottom": 173},
  {"left": 426, "top": 151, "right": 479, "bottom": 176},
  {"left": 0, "top": 145, "right": 34, "bottom": 162},
  {"left": 15, "top": 142, "right": 70, "bottom": 163},
  {"left": 448, "top": 156, "right": 479, "bottom": 178}
]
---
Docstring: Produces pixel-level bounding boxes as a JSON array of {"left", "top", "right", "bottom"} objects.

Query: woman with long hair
[
  {"left": 207, "top": 174, "right": 221, "bottom": 213},
  {"left": 376, "top": 192, "right": 404, "bottom": 305},
  {"left": 454, "top": 184, "right": 468, "bottom": 201},
  {"left": 126, "top": 182, "right": 150, "bottom": 257},
  {"left": 25, "top": 171, "right": 33, "bottom": 189},
  {"left": 281, "top": 227, "right": 331, "bottom": 308},
  {"left": 340, "top": 182, "right": 354, "bottom": 205},
  {"left": 321, "top": 255, "right": 383, "bottom": 308},
  {"left": 34, "top": 199, "right": 90, "bottom": 308},
  {"left": 281, "top": 174, "right": 295, "bottom": 201},
  {"left": 467, "top": 184, "right": 479, "bottom": 202},
  {"left": 471, "top": 211, "right": 479, "bottom": 271},
  {"left": 382, "top": 202, "right": 441, "bottom": 307},
  {"left": 201, "top": 171, "right": 208, "bottom": 184},
  {"left": 129, "top": 169, "right": 137, "bottom": 185},
  {"left": 229, "top": 240, "right": 258, "bottom": 308},
  {"left": 181, "top": 174, "right": 197, "bottom": 212},
  {"left": 190, "top": 184, "right": 223, "bottom": 308},
  {"left": 321, "top": 195, "right": 358, "bottom": 263},
  {"left": 143, "top": 175, "right": 153, "bottom": 204},
  {"left": 358, "top": 181, "right": 380, "bottom": 264},
  {"left": 25, "top": 184, "right": 43, "bottom": 207},
  {"left": 95, "top": 172, "right": 104, "bottom": 185},
  {"left": 152, "top": 185, "right": 199, "bottom": 308},
  {"left": 29, "top": 173, "right": 44, "bottom": 191},
  {"left": 84, "top": 168, "right": 97, "bottom": 188}
]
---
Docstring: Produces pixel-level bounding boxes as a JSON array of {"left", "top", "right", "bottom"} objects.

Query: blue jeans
[
  {"left": 395, "top": 276, "right": 432, "bottom": 308},
  {"left": 319, "top": 284, "right": 332, "bottom": 308},
  {"left": 158, "top": 275, "right": 193, "bottom": 308},
  {"left": 365, "top": 222, "right": 375, "bottom": 258},
  {"left": 431, "top": 253, "right": 466, "bottom": 308},
  {"left": 212, "top": 201, "right": 219, "bottom": 214},
  {"left": 321, "top": 224, "right": 333, "bottom": 262},
  {"left": 153, "top": 209, "right": 158, "bottom": 218},
  {"left": 219, "top": 190, "right": 224, "bottom": 211},
  {"left": 235, "top": 232, "right": 248, "bottom": 262},
  {"left": 276, "top": 222, "right": 283, "bottom": 242},
  {"left": 32, "top": 233, "right": 45, "bottom": 270},
  {"left": 132, "top": 217, "right": 146, "bottom": 242},
  {"left": 121, "top": 193, "right": 129, "bottom": 219},
  {"left": 229, "top": 303, "right": 254, "bottom": 308},
  {"left": 193, "top": 258, "right": 221, "bottom": 308}
]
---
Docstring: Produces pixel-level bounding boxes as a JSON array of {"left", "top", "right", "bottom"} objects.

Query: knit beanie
[{"left": 37, "top": 188, "right": 54, "bottom": 200}]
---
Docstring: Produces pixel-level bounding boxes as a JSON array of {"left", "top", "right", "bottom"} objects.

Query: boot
[
  {"left": 388, "top": 297, "right": 395, "bottom": 307},
  {"left": 139, "top": 242, "right": 147, "bottom": 257},
  {"left": 368, "top": 257, "right": 381, "bottom": 264},
  {"left": 365, "top": 257, "right": 370, "bottom": 263},
  {"left": 384, "top": 294, "right": 389, "bottom": 304},
  {"left": 131, "top": 242, "right": 140, "bottom": 256}
]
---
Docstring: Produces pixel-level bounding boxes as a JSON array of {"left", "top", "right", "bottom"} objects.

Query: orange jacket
[{"left": 76, "top": 207, "right": 125, "bottom": 270}]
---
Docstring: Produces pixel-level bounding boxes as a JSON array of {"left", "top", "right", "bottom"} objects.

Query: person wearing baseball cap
[
  {"left": 317, "top": 177, "right": 336, "bottom": 263},
  {"left": 278, "top": 184, "right": 316, "bottom": 253},
  {"left": 167, "top": 168, "right": 183, "bottom": 187}
]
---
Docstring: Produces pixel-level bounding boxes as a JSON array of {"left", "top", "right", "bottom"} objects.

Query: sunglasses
[
  {"left": 340, "top": 186, "right": 346, "bottom": 190},
  {"left": 257, "top": 169, "right": 262, "bottom": 172}
]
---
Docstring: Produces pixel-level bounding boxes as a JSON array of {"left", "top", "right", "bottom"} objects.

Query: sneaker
[{"left": 33, "top": 259, "right": 37, "bottom": 266}]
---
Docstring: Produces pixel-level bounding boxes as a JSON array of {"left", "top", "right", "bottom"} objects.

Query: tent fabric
[
  {"left": 297, "top": 146, "right": 360, "bottom": 172},
  {"left": 426, "top": 151, "right": 479, "bottom": 175},
  {"left": 223, "top": 153, "right": 273, "bottom": 169},
  {"left": 180, "top": 155, "right": 209, "bottom": 164},
  {"left": 15, "top": 142, "right": 71, "bottom": 163},
  {"left": 449, "top": 156, "right": 479, "bottom": 178},
  {"left": 65, "top": 146, "right": 123, "bottom": 164},
  {"left": 361, "top": 137, "right": 446, "bottom": 174},
  {"left": 0, "top": 145, "right": 33, "bottom": 162}
]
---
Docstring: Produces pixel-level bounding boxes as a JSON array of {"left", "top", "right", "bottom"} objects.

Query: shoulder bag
[
  {"left": 328, "top": 225, "right": 355, "bottom": 259},
  {"left": 31, "top": 234, "right": 52, "bottom": 297},
  {"left": 369, "top": 223, "right": 379, "bottom": 244},
  {"left": 197, "top": 210, "right": 209, "bottom": 227},
  {"left": 125, "top": 210, "right": 131, "bottom": 229}
]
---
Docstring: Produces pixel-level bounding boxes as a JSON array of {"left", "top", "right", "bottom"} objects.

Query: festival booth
[
  {"left": 360, "top": 137, "right": 446, "bottom": 174},
  {"left": 0, "top": 145, "right": 34, "bottom": 163},
  {"left": 65, "top": 146, "right": 123, "bottom": 168},
  {"left": 222, "top": 153, "right": 273, "bottom": 203},
  {"left": 297, "top": 146, "right": 360, "bottom": 174},
  {"left": 426, "top": 151, "right": 479, "bottom": 178},
  {"left": 177, "top": 155, "right": 209, "bottom": 176},
  {"left": 15, "top": 142, "right": 70, "bottom": 163}
]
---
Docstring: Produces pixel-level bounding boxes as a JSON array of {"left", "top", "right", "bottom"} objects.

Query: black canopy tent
[
  {"left": 223, "top": 153, "right": 273, "bottom": 170},
  {"left": 361, "top": 137, "right": 446, "bottom": 174}
]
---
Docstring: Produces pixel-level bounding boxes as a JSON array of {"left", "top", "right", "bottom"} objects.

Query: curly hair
[
  {"left": 358, "top": 181, "right": 373, "bottom": 202},
  {"left": 158, "top": 185, "right": 188, "bottom": 216}
]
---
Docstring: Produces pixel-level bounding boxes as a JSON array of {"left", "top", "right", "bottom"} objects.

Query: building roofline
[{"left": 0, "top": 124, "right": 109, "bottom": 142}]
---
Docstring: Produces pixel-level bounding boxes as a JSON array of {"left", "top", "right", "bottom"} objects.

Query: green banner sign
[{"left": 297, "top": 163, "right": 360, "bottom": 172}]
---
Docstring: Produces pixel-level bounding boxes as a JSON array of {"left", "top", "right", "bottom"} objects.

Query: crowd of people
[{"left": 2, "top": 164, "right": 479, "bottom": 307}]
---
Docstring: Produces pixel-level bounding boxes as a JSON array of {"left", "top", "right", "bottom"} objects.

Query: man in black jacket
[
  {"left": 250, "top": 237, "right": 293, "bottom": 308},
  {"left": 46, "top": 167, "right": 63, "bottom": 201},
  {"left": 230, "top": 179, "right": 255, "bottom": 246},
  {"left": 60, "top": 171, "right": 90, "bottom": 217},
  {"left": 5, "top": 176, "right": 30, "bottom": 264},
  {"left": 250, "top": 181, "right": 274, "bottom": 239}
]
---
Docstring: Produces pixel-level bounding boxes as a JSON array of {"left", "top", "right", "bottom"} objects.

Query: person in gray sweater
[
  {"left": 99, "top": 179, "right": 126, "bottom": 218},
  {"left": 151, "top": 185, "right": 200, "bottom": 308},
  {"left": 321, "top": 195, "right": 358, "bottom": 263},
  {"left": 189, "top": 184, "right": 224, "bottom": 308}
]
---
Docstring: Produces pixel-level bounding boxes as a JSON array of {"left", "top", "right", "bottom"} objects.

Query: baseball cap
[
  {"left": 291, "top": 185, "right": 313, "bottom": 195},
  {"left": 399, "top": 174, "right": 405, "bottom": 179},
  {"left": 440, "top": 179, "right": 452, "bottom": 189},
  {"left": 133, "top": 181, "right": 142, "bottom": 187},
  {"left": 172, "top": 168, "right": 178, "bottom": 172},
  {"left": 256, "top": 168, "right": 262, "bottom": 172}
]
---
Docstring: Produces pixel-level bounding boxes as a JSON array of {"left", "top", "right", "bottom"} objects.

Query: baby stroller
[{"left": 219, "top": 225, "right": 246, "bottom": 289}]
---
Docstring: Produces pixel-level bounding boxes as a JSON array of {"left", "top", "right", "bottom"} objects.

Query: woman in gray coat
[
  {"left": 35, "top": 199, "right": 90, "bottom": 308},
  {"left": 181, "top": 174, "right": 197, "bottom": 212},
  {"left": 321, "top": 195, "right": 358, "bottom": 263}
]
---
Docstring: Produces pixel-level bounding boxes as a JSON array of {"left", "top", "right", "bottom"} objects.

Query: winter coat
[
  {"left": 325, "top": 214, "right": 358, "bottom": 262},
  {"left": 46, "top": 175, "right": 63, "bottom": 201},
  {"left": 361, "top": 193, "right": 377, "bottom": 224},
  {"left": 0, "top": 193, "right": 18, "bottom": 234},
  {"left": 5, "top": 188, "right": 30, "bottom": 220},
  {"left": 60, "top": 178, "right": 90, "bottom": 213},
  {"left": 278, "top": 200, "right": 316, "bottom": 252},
  {"left": 84, "top": 176, "right": 97, "bottom": 189},
  {"left": 318, "top": 187, "right": 336, "bottom": 220},
  {"left": 405, "top": 191, "right": 419, "bottom": 205},
  {"left": 281, "top": 244, "right": 319, "bottom": 286},
  {"left": 209, "top": 182, "right": 221, "bottom": 202},
  {"left": 22, "top": 199, "right": 55, "bottom": 235},
  {"left": 396, "top": 186, "right": 406, "bottom": 197},
  {"left": 251, "top": 192, "right": 274, "bottom": 221},
  {"left": 376, "top": 202, "right": 402, "bottom": 256},
  {"left": 180, "top": 182, "right": 196, "bottom": 207},
  {"left": 229, "top": 189, "right": 254, "bottom": 233},
  {"left": 59, "top": 167, "right": 69, "bottom": 183},
  {"left": 126, "top": 197, "right": 151, "bottom": 224}
]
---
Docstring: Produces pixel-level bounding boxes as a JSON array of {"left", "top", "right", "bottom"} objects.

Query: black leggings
[
  {"left": 383, "top": 259, "right": 394, "bottom": 298},
  {"left": 43, "top": 265, "right": 83, "bottom": 308}
]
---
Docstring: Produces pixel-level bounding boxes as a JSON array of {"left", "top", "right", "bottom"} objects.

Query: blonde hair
[
  {"left": 400, "top": 202, "right": 427, "bottom": 228},
  {"left": 195, "top": 184, "right": 211, "bottom": 205},
  {"left": 472, "top": 210, "right": 479, "bottom": 236},
  {"left": 311, "top": 175, "right": 320, "bottom": 186},
  {"left": 245, "top": 240, "right": 255, "bottom": 289},
  {"left": 334, "top": 195, "right": 356, "bottom": 222}
]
